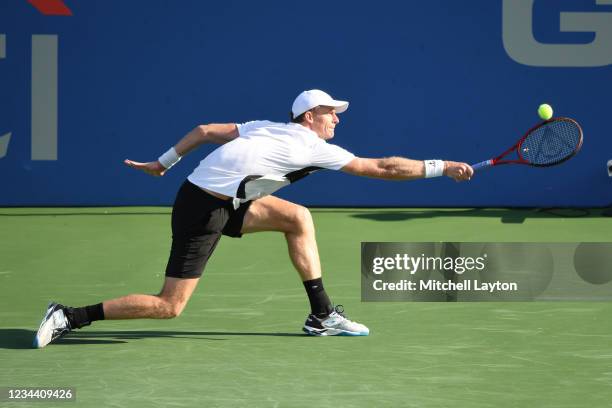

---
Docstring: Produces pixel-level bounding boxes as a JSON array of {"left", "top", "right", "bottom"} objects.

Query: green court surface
[{"left": 1, "top": 207, "right": 612, "bottom": 407}]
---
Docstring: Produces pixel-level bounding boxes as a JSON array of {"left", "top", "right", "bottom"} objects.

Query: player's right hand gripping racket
[{"left": 472, "top": 118, "right": 583, "bottom": 171}]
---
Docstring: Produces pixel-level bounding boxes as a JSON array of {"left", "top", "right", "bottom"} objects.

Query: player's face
[{"left": 310, "top": 106, "right": 339, "bottom": 140}]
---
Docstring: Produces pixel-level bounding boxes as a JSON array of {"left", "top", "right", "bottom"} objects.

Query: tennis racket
[{"left": 472, "top": 117, "right": 583, "bottom": 171}]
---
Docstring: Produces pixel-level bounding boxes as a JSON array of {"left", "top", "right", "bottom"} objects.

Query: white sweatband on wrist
[
  {"left": 158, "top": 147, "right": 181, "bottom": 169},
  {"left": 424, "top": 160, "right": 445, "bottom": 178}
]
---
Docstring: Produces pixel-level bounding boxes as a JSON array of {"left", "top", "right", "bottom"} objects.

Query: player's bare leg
[
  {"left": 103, "top": 276, "right": 200, "bottom": 319},
  {"left": 241, "top": 195, "right": 321, "bottom": 281},
  {"left": 241, "top": 196, "right": 369, "bottom": 336},
  {"left": 33, "top": 277, "right": 199, "bottom": 348}
]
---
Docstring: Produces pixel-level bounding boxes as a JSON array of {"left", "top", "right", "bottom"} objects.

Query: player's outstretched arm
[
  {"left": 124, "top": 123, "right": 239, "bottom": 177},
  {"left": 341, "top": 157, "right": 473, "bottom": 182}
]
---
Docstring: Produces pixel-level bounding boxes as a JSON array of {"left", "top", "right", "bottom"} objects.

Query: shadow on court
[
  {"left": 0, "top": 329, "right": 306, "bottom": 349},
  {"left": 344, "top": 208, "right": 597, "bottom": 224},
  {"left": 0, "top": 329, "right": 38, "bottom": 349}
]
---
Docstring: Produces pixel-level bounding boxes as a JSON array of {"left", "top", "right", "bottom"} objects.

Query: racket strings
[{"left": 520, "top": 120, "right": 581, "bottom": 165}]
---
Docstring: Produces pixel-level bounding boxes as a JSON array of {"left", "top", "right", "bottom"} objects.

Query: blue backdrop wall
[{"left": 1, "top": 0, "right": 611, "bottom": 207}]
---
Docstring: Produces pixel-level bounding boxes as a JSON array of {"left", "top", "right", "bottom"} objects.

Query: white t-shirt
[{"left": 187, "top": 121, "right": 355, "bottom": 205}]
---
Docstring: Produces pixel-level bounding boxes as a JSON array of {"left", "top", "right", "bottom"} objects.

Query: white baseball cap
[{"left": 291, "top": 89, "right": 349, "bottom": 119}]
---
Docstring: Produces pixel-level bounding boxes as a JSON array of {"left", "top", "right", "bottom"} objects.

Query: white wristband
[
  {"left": 158, "top": 147, "right": 181, "bottom": 169},
  {"left": 424, "top": 160, "right": 445, "bottom": 178}
]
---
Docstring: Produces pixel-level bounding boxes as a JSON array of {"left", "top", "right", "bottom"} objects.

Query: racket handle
[{"left": 471, "top": 160, "right": 493, "bottom": 171}]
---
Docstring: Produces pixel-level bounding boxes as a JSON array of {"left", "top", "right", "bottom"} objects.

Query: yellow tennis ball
[{"left": 538, "top": 104, "right": 553, "bottom": 120}]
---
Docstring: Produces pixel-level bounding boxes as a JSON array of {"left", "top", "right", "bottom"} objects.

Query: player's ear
[{"left": 304, "top": 110, "right": 314, "bottom": 123}]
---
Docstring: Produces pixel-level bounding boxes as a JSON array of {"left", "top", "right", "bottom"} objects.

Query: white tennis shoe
[
  {"left": 33, "top": 302, "right": 72, "bottom": 348},
  {"left": 303, "top": 305, "right": 369, "bottom": 336}
]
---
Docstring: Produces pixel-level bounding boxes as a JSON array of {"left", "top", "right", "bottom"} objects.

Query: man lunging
[{"left": 34, "top": 89, "right": 473, "bottom": 347}]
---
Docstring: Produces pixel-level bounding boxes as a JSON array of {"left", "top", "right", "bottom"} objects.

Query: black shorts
[{"left": 165, "top": 180, "right": 252, "bottom": 278}]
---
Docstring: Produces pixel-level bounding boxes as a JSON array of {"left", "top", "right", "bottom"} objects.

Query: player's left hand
[
  {"left": 124, "top": 159, "right": 167, "bottom": 177},
  {"left": 444, "top": 161, "right": 474, "bottom": 182}
]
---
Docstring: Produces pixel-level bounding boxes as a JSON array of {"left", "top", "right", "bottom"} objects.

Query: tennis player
[{"left": 34, "top": 89, "right": 473, "bottom": 347}]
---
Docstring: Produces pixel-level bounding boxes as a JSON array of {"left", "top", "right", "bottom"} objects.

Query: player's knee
[
  {"left": 292, "top": 205, "right": 314, "bottom": 233},
  {"left": 157, "top": 296, "right": 187, "bottom": 318},
  {"left": 167, "top": 302, "right": 185, "bottom": 318}
]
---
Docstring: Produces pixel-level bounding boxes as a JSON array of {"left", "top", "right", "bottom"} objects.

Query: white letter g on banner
[{"left": 503, "top": 0, "right": 612, "bottom": 67}]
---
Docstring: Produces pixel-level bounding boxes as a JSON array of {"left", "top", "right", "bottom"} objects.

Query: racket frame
[{"left": 474, "top": 117, "right": 583, "bottom": 170}]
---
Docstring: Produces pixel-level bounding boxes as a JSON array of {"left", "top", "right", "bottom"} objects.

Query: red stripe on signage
[{"left": 27, "top": 0, "right": 73, "bottom": 16}]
